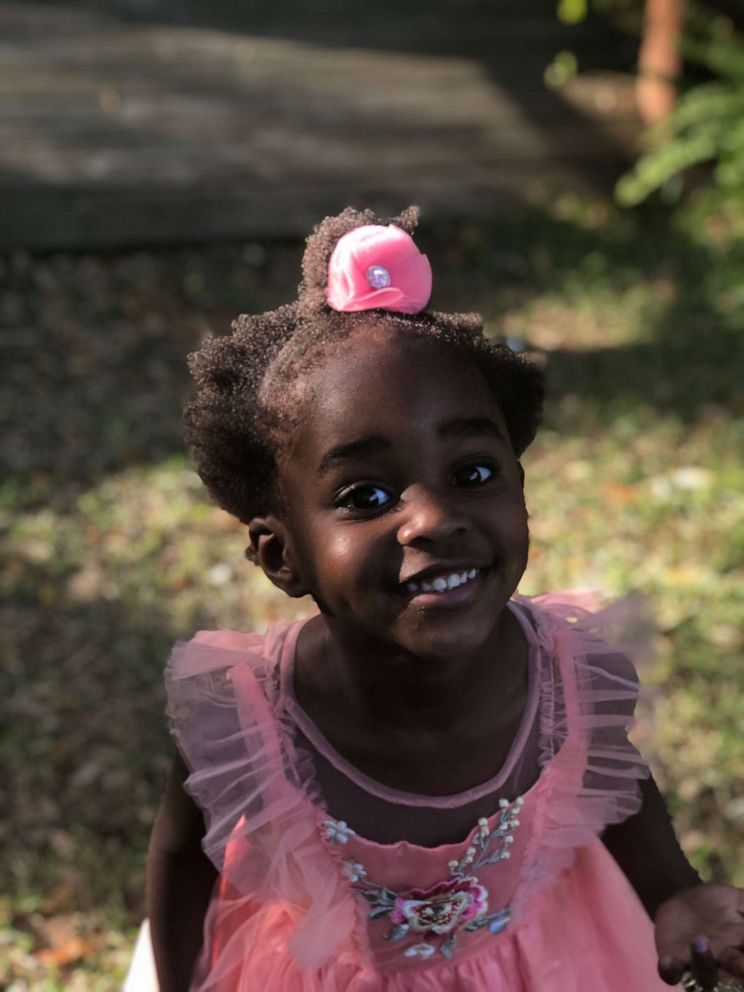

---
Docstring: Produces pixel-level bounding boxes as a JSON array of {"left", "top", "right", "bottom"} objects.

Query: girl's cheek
[{"left": 326, "top": 536, "right": 368, "bottom": 576}]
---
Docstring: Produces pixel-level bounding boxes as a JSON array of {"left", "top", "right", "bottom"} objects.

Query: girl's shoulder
[
  {"left": 507, "top": 591, "right": 652, "bottom": 915},
  {"left": 163, "top": 619, "right": 314, "bottom": 876},
  {"left": 163, "top": 620, "right": 300, "bottom": 782},
  {"left": 166, "top": 621, "right": 296, "bottom": 680},
  {"left": 187, "top": 628, "right": 272, "bottom": 652},
  {"left": 511, "top": 591, "right": 651, "bottom": 775},
  {"left": 512, "top": 590, "right": 652, "bottom": 688}
]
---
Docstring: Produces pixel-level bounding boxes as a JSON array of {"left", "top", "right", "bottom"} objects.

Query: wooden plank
[{"left": 0, "top": 1, "right": 642, "bottom": 250}]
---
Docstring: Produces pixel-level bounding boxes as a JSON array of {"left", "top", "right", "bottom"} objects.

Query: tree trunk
[{"left": 637, "top": 0, "right": 686, "bottom": 124}]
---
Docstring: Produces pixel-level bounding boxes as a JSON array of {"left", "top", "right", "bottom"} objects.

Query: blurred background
[{"left": 1, "top": 0, "right": 742, "bottom": 987}]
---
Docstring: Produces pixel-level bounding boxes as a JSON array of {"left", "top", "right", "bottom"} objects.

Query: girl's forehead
[{"left": 291, "top": 329, "right": 506, "bottom": 444}]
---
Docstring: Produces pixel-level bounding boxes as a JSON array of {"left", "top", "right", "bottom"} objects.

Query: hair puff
[
  {"left": 184, "top": 207, "right": 544, "bottom": 533},
  {"left": 297, "top": 205, "right": 421, "bottom": 317}
]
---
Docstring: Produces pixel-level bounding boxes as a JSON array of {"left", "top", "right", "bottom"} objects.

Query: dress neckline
[{"left": 278, "top": 601, "right": 540, "bottom": 809}]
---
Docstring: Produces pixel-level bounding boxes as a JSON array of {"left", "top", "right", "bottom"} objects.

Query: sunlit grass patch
[{"left": 521, "top": 411, "right": 744, "bottom": 887}]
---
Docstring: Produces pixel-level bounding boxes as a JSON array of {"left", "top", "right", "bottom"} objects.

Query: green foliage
[
  {"left": 557, "top": 0, "right": 589, "bottom": 25},
  {"left": 617, "top": 7, "right": 744, "bottom": 205},
  {"left": 545, "top": 49, "right": 580, "bottom": 89},
  {"left": 555, "top": 0, "right": 643, "bottom": 27}
]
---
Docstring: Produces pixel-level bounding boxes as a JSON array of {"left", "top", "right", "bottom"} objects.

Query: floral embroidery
[
  {"left": 341, "top": 859, "right": 367, "bottom": 883},
  {"left": 321, "top": 818, "right": 356, "bottom": 844},
  {"left": 403, "top": 942, "right": 437, "bottom": 959},
  {"left": 391, "top": 875, "right": 489, "bottom": 934},
  {"left": 323, "top": 797, "right": 523, "bottom": 959}
]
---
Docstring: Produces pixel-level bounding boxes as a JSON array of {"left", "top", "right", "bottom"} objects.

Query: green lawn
[{"left": 1, "top": 191, "right": 742, "bottom": 989}]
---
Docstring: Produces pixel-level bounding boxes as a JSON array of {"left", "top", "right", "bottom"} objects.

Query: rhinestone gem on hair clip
[{"left": 366, "top": 265, "right": 392, "bottom": 290}]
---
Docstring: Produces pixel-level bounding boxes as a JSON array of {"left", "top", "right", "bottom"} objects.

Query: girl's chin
[{"left": 390, "top": 613, "right": 504, "bottom": 662}]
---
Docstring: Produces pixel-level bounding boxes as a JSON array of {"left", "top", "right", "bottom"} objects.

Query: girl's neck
[{"left": 294, "top": 606, "right": 526, "bottom": 736}]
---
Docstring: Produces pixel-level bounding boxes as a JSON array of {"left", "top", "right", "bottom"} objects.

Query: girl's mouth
[
  {"left": 404, "top": 567, "right": 481, "bottom": 595},
  {"left": 397, "top": 566, "right": 491, "bottom": 606}
]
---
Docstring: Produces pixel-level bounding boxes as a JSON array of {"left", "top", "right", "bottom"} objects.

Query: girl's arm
[
  {"left": 601, "top": 772, "right": 702, "bottom": 917},
  {"left": 602, "top": 773, "right": 744, "bottom": 988},
  {"left": 147, "top": 752, "right": 218, "bottom": 992}
]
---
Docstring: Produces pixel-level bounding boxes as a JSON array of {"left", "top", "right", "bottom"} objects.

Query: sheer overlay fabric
[{"left": 160, "top": 594, "right": 675, "bottom": 991}]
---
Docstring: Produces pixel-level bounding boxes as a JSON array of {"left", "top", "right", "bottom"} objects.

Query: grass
[{"left": 1, "top": 188, "right": 743, "bottom": 989}]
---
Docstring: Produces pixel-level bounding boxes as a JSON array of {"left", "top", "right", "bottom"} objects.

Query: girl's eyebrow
[
  {"left": 318, "top": 435, "right": 389, "bottom": 475},
  {"left": 437, "top": 415, "right": 507, "bottom": 440},
  {"left": 317, "top": 418, "right": 504, "bottom": 476}
]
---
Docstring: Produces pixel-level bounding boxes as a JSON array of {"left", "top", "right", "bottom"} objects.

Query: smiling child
[{"left": 140, "top": 207, "right": 744, "bottom": 992}]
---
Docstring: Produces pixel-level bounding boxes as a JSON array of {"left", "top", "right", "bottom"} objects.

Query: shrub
[{"left": 617, "top": 6, "right": 744, "bottom": 205}]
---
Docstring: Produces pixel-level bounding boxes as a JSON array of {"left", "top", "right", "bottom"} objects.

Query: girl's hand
[{"left": 655, "top": 884, "right": 744, "bottom": 989}]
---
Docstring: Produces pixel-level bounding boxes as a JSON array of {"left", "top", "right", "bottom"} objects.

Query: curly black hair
[{"left": 184, "top": 207, "right": 544, "bottom": 534}]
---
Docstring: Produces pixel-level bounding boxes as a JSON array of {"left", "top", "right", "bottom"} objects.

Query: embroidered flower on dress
[
  {"left": 320, "top": 818, "right": 356, "bottom": 845},
  {"left": 391, "top": 876, "right": 488, "bottom": 935},
  {"left": 341, "top": 859, "right": 367, "bottom": 883},
  {"left": 485, "top": 908, "right": 511, "bottom": 935},
  {"left": 403, "top": 943, "right": 437, "bottom": 959},
  {"left": 336, "top": 794, "right": 524, "bottom": 960}
]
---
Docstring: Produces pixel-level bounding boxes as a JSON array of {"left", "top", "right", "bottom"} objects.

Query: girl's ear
[{"left": 247, "top": 516, "right": 308, "bottom": 598}]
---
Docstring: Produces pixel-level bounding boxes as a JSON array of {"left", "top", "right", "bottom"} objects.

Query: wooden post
[{"left": 636, "top": 0, "right": 686, "bottom": 124}]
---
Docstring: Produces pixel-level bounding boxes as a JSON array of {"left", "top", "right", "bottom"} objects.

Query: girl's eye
[
  {"left": 454, "top": 463, "right": 496, "bottom": 487},
  {"left": 340, "top": 485, "right": 394, "bottom": 512}
]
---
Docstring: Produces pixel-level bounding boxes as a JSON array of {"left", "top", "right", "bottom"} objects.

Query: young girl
[{"left": 143, "top": 207, "right": 744, "bottom": 992}]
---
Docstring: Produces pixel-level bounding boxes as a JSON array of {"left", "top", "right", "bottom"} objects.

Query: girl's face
[{"left": 273, "top": 328, "right": 529, "bottom": 661}]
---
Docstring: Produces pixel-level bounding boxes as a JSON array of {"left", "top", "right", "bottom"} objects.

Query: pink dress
[{"left": 166, "top": 594, "right": 676, "bottom": 991}]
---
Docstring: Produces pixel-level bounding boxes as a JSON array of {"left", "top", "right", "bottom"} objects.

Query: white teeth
[{"left": 405, "top": 568, "right": 481, "bottom": 595}]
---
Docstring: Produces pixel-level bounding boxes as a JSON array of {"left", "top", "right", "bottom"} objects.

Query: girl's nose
[{"left": 396, "top": 484, "right": 469, "bottom": 546}]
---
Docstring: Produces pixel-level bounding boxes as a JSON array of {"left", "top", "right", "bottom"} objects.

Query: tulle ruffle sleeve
[
  {"left": 164, "top": 625, "right": 358, "bottom": 970},
  {"left": 511, "top": 592, "right": 653, "bottom": 917},
  {"left": 160, "top": 598, "right": 659, "bottom": 985}
]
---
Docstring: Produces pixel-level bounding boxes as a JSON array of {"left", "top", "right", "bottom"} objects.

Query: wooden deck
[{"left": 0, "top": 1, "right": 643, "bottom": 250}]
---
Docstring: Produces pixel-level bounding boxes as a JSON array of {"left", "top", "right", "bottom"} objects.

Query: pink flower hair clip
[{"left": 325, "top": 224, "right": 432, "bottom": 314}]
